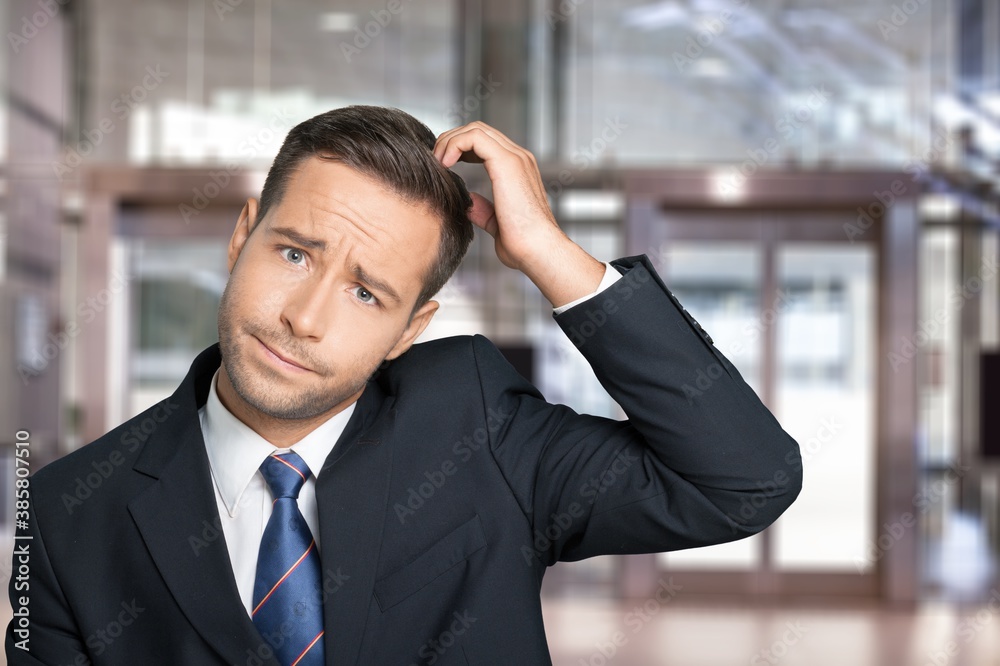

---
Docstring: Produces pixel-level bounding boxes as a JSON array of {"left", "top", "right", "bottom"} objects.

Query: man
[{"left": 6, "top": 106, "right": 802, "bottom": 665}]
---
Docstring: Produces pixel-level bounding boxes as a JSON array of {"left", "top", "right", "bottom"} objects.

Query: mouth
[{"left": 254, "top": 336, "right": 312, "bottom": 373}]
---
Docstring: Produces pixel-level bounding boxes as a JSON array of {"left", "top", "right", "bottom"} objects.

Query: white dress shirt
[
  {"left": 198, "top": 370, "right": 356, "bottom": 616},
  {"left": 198, "top": 262, "right": 620, "bottom": 617}
]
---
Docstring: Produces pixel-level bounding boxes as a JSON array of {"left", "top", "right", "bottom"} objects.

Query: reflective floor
[{"left": 542, "top": 596, "right": 1000, "bottom": 666}]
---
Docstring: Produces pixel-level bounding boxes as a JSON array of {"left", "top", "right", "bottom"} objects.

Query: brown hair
[{"left": 257, "top": 105, "right": 474, "bottom": 312}]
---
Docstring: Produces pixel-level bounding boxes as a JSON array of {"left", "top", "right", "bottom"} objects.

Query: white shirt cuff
[{"left": 552, "top": 262, "right": 622, "bottom": 315}]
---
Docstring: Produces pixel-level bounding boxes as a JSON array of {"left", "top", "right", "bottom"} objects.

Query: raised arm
[{"left": 435, "top": 122, "right": 802, "bottom": 565}]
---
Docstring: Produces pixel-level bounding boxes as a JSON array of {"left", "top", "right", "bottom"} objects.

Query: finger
[
  {"left": 435, "top": 126, "right": 516, "bottom": 169},
  {"left": 467, "top": 192, "right": 498, "bottom": 237},
  {"left": 432, "top": 126, "right": 463, "bottom": 161},
  {"left": 456, "top": 151, "right": 485, "bottom": 165},
  {"left": 434, "top": 122, "right": 522, "bottom": 165},
  {"left": 461, "top": 121, "right": 521, "bottom": 152},
  {"left": 457, "top": 122, "right": 538, "bottom": 172},
  {"left": 434, "top": 121, "right": 507, "bottom": 153},
  {"left": 433, "top": 125, "right": 487, "bottom": 165},
  {"left": 433, "top": 124, "right": 484, "bottom": 162}
]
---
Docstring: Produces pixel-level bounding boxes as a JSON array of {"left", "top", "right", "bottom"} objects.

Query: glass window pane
[
  {"left": 771, "top": 244, "right": 876, "bottom": 571},
  {"left": 564, "top": 1, "right": 933, "bottom": 166},
  {"left": 128, "top": 239, "right": 228, "bottom": 413},
  {"left": 89, "top": 0, "right": 459, "bottom": 165},
  {"left": 920, "top": 228, "right": 960, "bottom": 464}
]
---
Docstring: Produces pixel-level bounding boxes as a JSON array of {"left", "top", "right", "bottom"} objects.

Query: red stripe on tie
[
  {"left": 273, "top": 454, "right": 307, "bottom": 481},
  {"left": 252, "top": 540, "right": 316, "bottom": 617},
  {"left": 291, "top": 631, "right": 324, "bottom": 666}
]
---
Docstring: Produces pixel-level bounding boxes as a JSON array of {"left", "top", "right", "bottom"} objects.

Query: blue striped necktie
[{"left": 252, "top": 451, "right": 325, "bottom": 666}]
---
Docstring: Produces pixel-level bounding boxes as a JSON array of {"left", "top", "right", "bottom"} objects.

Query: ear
[
  {"left": 227, "top": 198, "right": 260, "bottom": 273},
  {"left": 384, "top": 300, "right": 440, "bottom": 361}
]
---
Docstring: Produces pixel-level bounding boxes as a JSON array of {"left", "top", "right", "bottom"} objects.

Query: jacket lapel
[
  {"left": 315, "top": 380, "right": 396, "bottom": 666},
  {"left": 127, "top": 345, "right": 280, "bottom": 666}
]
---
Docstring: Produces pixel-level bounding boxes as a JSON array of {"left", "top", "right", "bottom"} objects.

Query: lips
[{"left": 255, "top": 336, "right": 311, "bottom": 372}]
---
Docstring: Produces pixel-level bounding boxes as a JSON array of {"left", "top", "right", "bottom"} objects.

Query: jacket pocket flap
[{"left": 374, "top": 514, "right": 486, "bottom": 611}]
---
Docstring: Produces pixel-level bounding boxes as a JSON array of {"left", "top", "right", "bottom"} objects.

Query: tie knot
[{"left": 259, "top": 451, "right": 311, "bottom": 499}]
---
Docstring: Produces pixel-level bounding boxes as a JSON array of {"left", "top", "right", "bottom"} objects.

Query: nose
[{"left": 280, "top": 273, "right": 337, "bottom": 341}]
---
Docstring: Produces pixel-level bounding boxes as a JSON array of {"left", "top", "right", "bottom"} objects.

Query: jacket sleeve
[
  {"left": 6, "top": 491, "right": 90, "bottom": 665},
  {"left": 476, "top": 254, "right": 803, "bottom": 566}
]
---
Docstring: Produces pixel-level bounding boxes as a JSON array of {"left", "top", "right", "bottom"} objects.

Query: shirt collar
[{"left": 199, "top": 368, "right": 357, "bottom": 517}]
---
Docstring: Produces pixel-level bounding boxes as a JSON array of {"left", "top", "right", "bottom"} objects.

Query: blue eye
[
  {"left": 353, "top": 286, "right": 377, "bottom": 305},
  {"left": 282, "top": 247, "right": 305, "bottom": 264}
]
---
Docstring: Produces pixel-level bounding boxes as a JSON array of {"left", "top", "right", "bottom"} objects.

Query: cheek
[
  {"left": 347, "top": 313, "right": 395, "bottom": 345},
  {"left": 237, "top": 264, "right": 297, "bottom": 316},
  {"left": 228, "top": 281, "right": 270, "bottom": 323},
  {"left": 338, "top": 312, "right": 408, "bottom": 351}
]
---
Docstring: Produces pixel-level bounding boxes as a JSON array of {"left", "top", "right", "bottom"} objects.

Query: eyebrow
[
  {"left": 351, "top": 264, "right": 402, "bottom": 306},
  {"left": 269, "top": 225, "right": 403, "bottom": 306},
  {"left": 270, "top": 226, "right": 327, "bottom": 251}
]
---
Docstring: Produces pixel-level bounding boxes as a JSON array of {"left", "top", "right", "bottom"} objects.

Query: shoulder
[
  {"left": 31, "top": 397, "right": 183, "bottom": 507},
  {"left": 377, "top": 334, "right": 537, "bottom": 398}
]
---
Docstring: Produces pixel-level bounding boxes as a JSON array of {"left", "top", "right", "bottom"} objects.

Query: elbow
[
  {"left": 771, "top": 460, "right": 803, "bottom": 524},
  {"left": 733, "top": 439, "right": 804, "bottom": 536}
]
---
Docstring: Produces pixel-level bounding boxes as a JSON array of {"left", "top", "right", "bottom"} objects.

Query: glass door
[
  {"left": 771, "top": 245, "right": 876, "bottom": 573},
  {"left": 648, "top": 210, "right": 879, "bottom": 596}
]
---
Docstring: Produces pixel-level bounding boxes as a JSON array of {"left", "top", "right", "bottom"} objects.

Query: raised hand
[{"left": 433, "top": 121, "right": 605, "bottom": 309}]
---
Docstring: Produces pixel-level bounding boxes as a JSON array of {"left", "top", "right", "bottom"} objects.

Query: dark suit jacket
[{"left": 6, "top": 255, "right": 802, "bottom": 665}]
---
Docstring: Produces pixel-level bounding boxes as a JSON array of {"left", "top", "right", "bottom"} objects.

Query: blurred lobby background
[{"left": 2, "top": 0, "right": 1000, "bottom": 664}]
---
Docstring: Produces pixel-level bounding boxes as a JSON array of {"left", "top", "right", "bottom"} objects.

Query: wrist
[{"left": 520, "top": 235, "right": 605, "bottom": 309}]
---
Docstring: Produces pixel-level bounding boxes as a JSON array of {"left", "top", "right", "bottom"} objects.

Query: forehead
[{"left": 279, "top": 155, "right": 432, "bottom": 224}]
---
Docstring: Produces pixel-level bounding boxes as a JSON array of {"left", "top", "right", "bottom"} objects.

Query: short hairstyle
[{"left": 256, "top": 105, "right": 475, "bottom": 313}]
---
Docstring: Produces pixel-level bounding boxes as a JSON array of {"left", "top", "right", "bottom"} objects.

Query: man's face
[{"left": 217, "top": 156, "right": 442, "bottom": 422}]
